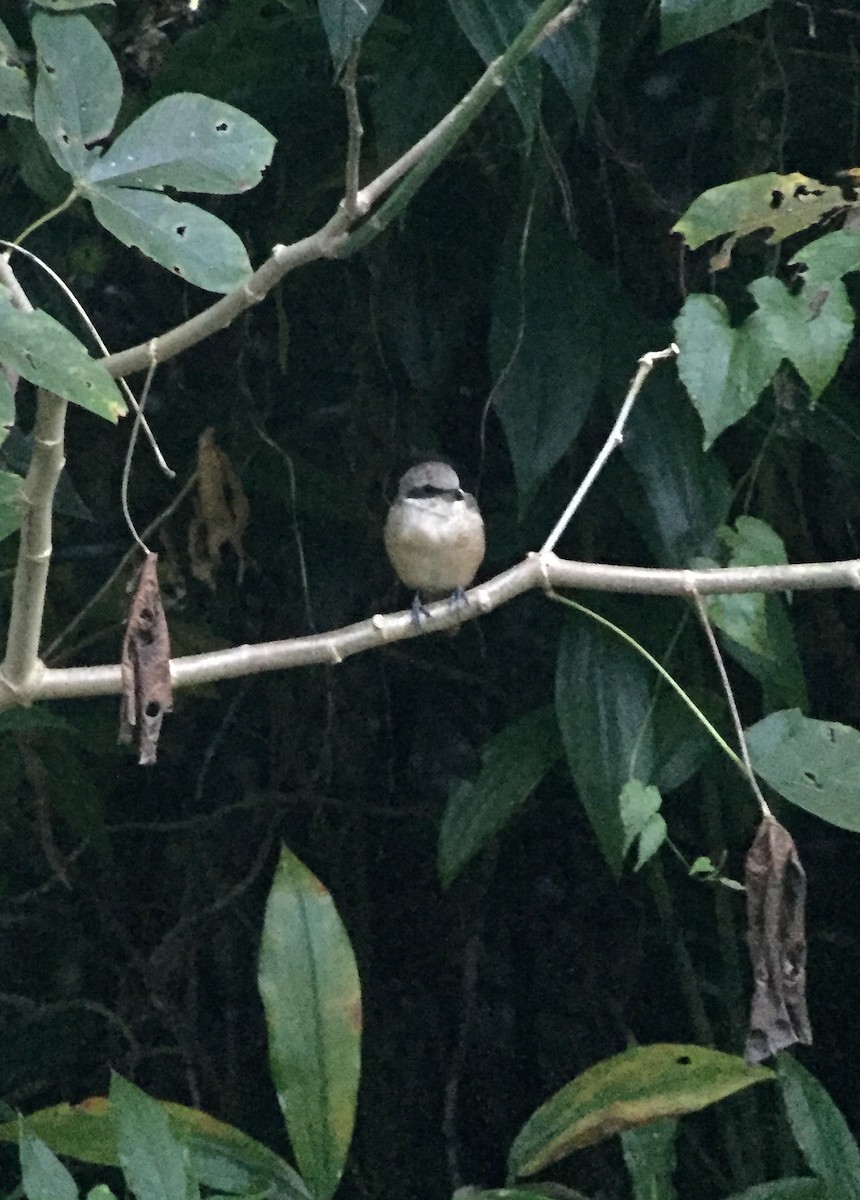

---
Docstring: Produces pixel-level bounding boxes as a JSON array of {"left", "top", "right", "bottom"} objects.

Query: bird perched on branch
[{"left": 384, "top": 461, "right": 485, "bottom": 624}]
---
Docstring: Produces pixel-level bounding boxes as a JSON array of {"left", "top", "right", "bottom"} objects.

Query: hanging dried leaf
[
  {"left": 744, "top": 816, "right": 812, "bottom": 1063},
  {"left": 188, "top": 427, "right": 249, "bottom": 588},
  {"left": 119, "top": 553, "right": 173, "bottom": 766}
]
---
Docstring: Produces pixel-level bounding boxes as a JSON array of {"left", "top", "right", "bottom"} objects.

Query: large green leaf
[
  {"left": 746, "top": 709, "right": 860, "bottom": 831},
  {"left": 0, "top": 1097, "right": 310, "bottom": 1200},
  {"left": 724, "top": 1181, "right": 825, "bottom": 1200},
  {"left": 447, "top": 0, "right": 542, "bottom": 140},
  {"left": 621, "top": 1117, "right": 678, "bottom": 1200},
  {"left": 535, "top": 0, "right": 601, "bottom": 124},
  {"left": 675, "top": 293, "right": 782, "bottom": 447},
  {"left": 86, "top": 94, "right": 275, "bottom": 194},
  {"left": 32, "top": 11, "right": 121, "bottom": 177},
  {"left": 778, "top": 1055, "right": 860, "bottom": 1200},
  {"left": 749, "top": 275, "right": 853, "bottom": 400},
  {"left": 0, "top": 293, "right": 124, "bottom": 420},
  {"left": 87, "top": 186, "right": 252, "bottom": 294},
  {"left": 0, "top": 19, "right": 32, "bottom": 119},
  {"left": 509, "top": 1044, "right": 773, "bottom": 1178},
  {"left": 621, "top": 378, "right": 732, "bottom": 566},
  {"left": 792, "top": 229, "right": 860, "bottom": 287},
  {"left": 258, "top": 846, "right": 361, "bottom": 1200},
  {"left": 317, "top": 0, "right": 384, "bottom": 73},
  {"left": 109, "top": 1074, "right": 188, "bottom": 1200},
  {"left": 438, "top": 706, "right": 563, "bottom": 886},
  {"left": 19, "top": 1121, "right": 78, "bottom": 1200},
  {"left": 555, "top": 614, "right": 656, "bottom": 876},
  {"left": 661, "top": 0, "right": 773, "bottom": 51},
  {"left": 491, "top": 211, "right": 604, "bottom": 500}
]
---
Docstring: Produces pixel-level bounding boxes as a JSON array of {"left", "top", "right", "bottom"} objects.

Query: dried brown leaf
[
  {"left": 188, "top": 427, "right": 249, "bottom": 588},
  {"left": 744, "top": 817, "right": 812, "bottom": 1063},
  {"left": 119, "top": 553, "right": 173, "bottom": 765}
]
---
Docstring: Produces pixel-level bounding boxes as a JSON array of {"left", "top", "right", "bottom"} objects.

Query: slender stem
[
  {"left": 340, "top": 41, "right": 363, "bottom": 217},
  {"left": 1, "top": 391, "right": 67, "bottom": 690},
  {"left": 542, "top": 343, "right": 679, "bottom": 554},
  {"left": 14, "top": 189, "right": 78, "bottom": 246}
]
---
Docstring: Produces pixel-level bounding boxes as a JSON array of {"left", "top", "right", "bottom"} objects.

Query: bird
[{"left": 384, "top": 461, "right": 485, "bottom": 624}]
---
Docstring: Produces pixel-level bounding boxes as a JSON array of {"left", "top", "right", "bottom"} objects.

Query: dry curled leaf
[
  {"left": 119, "top": 553, "right": 173, "bottom": 766},
  {"left": 744, "top": 816, "right": 812, "bottom": 1063},
  {"left": 188, "top": 427, "right": 249, "bottom": 588}
]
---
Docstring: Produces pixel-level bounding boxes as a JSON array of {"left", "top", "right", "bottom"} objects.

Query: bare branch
[
  {"left": 5, "top": 550, "right": 858, "bottom": 709},
  {"left": 340, "top": 40, "right": 363, "bottom": 217}
]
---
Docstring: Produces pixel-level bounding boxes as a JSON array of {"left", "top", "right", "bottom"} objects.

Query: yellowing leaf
[{"left": 509, "top": 1044, "right": 773, "bottom": 1178}]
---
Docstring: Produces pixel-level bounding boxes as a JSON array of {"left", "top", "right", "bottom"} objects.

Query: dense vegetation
[{"left": 3, "top": 1, "right": 860, "bottom": 1198}]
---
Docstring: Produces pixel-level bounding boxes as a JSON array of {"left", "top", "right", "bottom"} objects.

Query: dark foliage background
[{"left": 2, "top": 1, "right": 860, "bottom": 1197}]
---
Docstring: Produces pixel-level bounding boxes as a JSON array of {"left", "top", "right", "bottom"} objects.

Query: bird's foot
[
  {"left": 410, "top": 593, "right": 432, "bottom": 627},
  {"left": 448, "top": 586, "right": 470, "bottom": 610}
]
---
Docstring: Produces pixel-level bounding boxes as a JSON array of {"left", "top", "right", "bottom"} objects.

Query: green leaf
[
  {"left": 621, "top": 1117, "right": 678, "bottom": 1200},
  {"left": 0, "top": 19, "right": 32, "bottom": 119},
  {"left": 86, "top": 1188, "right": 118, "bottom": 1200},
  {"left": 661, "top": 0, "right": 772, "bottom": 51},
  {"left": 619, "top": 781, "right": 667, "bottom": 870},
  {"left": 32, "top": 1, "right": 116, "bottom": 8},
  {"left": 0, "top": 469, "right": 24, "bottom": 542},
  {"left": 87, "top": 186, "right": 252, "bottom": 294},
  {"left": 555, "top": 614, "right": 656, "bottom": 876},
  {"left": 0, "top": 1098, "right": 310, "bottom": 1200},
  {"left": 19, "top": 1120, "right": 78, "bottom": 1200},
  {"left": 0, "top": 294, "right": 124, "bottom": 420},
  {"left": 86, "top": 94, "right": 275, "bottom": 194},
  {"left": 32, "top": 11, "right": 121, "bottom": 177},
  {"left": 778, "top": 1055, "right": 860, "bottom": 1199},
  {"left": 509, "top": 1044, "right": 773, "bottom": 1178},
  {"left": 792, "top": 229, "right": 860, "bottom": 288},
  {"left": 258, "top": 846, "right": 361, "bottom": 1200},
  {"left": 622, "top": 378, "right": 732, "bottom": 566},
  {"left": 672, "top": 173, "right": 848, "bottom": 251},
  {"left": 535, "top": 0, "right": 602, "bottom": 124},
  {"left": 109, "top": 1074, "right": 188, "bottom": 1200},
  {"left": 675, "top": 293, "right": 782, "bottom": 447},
  {"left": 491, "top": 211, "right": 604, "bottom": 499},
  {"left": 748, "top": 275, "right": 853, "bottom": 400},
  {"left": 438, "top": 706, "right": 564, "bottom": 886},
  {"left": 317, "top": 0, "right": 384, "bottom": 73},
  {"left": 447, "top": 0, "right": 542, "bottom": 140},
  {"left": 746, "top": 709, "right": 860, "bottom": 831},
  {"left": 723, "top": 1180, "right": 826, "bottom": 1200}
]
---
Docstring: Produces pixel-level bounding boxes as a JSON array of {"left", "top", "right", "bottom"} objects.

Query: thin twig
[
  {"left": 687, "top": 582, "right": 773, "bottom": 819},
  {"left": 541, "top": 343, "right": 679, "bottom": 554},
  {"left": 120, "top": 342, "right": 159, "bottom": 554},
  {"left": 340, "top": 40, "right": 363, "bottom": 217}
]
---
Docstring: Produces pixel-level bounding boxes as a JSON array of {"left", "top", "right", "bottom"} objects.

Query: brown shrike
[{"left": 384, "top": 461, "right": 485, "bottom": 623}]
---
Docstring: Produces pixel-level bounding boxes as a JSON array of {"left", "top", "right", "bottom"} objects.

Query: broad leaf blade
[
  {"left": 675, "top": 293, "right": 782, "bottom": 447},
  {"left": 536, "top": 0, "right": 601, "bottom": 124},
  {"left": 0, "top": 20, "right": 32, "bottom": 119},
  {"left": 258, "top": 846, "right": 361, "bottom": 1200},
  {"left": 621, "top": 1117, "right": 678, "bottom": 1200},
  {"left": 778, "top": 1054, "right": 860, "bottom": 1200},
  {"left": 491, "top": 211, "right": 604, "bottom": 500},
  {"left": 86, "top": 94, "right": 275, "bottom": 194},
  {"left": 661, "top": 0, "right": 772, "bottom": 51},
  {"left": 509, "top": 1044, "right": 773, "bottom": 1178},
  {"left": 0, "top": 294, "right": 124, "bottom": 420},
  {"left": 109, "top": 1074, "right": 188, "bottom": 1200},
  {"left": 438, "top": 706, "right": 563, "bottom": 886},
  {"left": 556, "top": 614, "right": 656, "bottom": 876},
  {"left": 748, "top": 275, "right": 853, "bottom": 400},
  {"left": 447, "top": 0, "right": 542, "bottom": 140},
  {"left": 19, "top": 1121, "right": 78, "bottom": 1200},
  {"left": 32, "top": 11, "right": 121, "bottom": 178},
  {"left": 318, "top": 0, "right": 384, "bottom": 73},
  {"left": 0, "top": 1098, "right": 310, "bottom": 1200},
  {"left": 746, "top": 709, "right": 860, "bottom": 831},
  {"left": 88, "top": 186, "right": 252, "bottom": 293}
]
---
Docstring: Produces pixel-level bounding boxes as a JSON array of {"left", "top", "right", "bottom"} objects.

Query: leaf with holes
[
  {"left": 32, "top": 10, "right": 122, "bottom": 177},
  {"left": 88, "top": 186, "right": 252, "bottom": 293},
  {"left": 747, "top": 709, "right": 860, "bottom": 832},
  {"left": 508, "top": 1044, "right": 773, "bottom": 1178},
  {"left": 85, "top": 93, "right": 275, "bottom": 194},
  {"left": 258, "top": 846, "right": 361, "bottom": 1200},
  {"left": 0, "top": 293, "right": 124, "bottom": 421},
  {"left": 0, "top": 19, "right": 32, "bottom": 119}
]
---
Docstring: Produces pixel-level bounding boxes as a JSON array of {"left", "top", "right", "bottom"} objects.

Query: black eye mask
[{"left": 406, "top": 485, "right": 464, "bottom": 501}]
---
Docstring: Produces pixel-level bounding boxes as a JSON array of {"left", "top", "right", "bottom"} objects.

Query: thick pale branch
[{"left": 9, "top": 551, "right": 859, "bottom": 708}]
